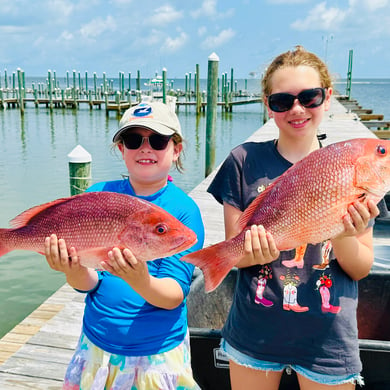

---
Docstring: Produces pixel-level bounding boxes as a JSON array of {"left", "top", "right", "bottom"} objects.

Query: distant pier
[{"left": 0, "top": 68, "right": 261, "bottom": 115}]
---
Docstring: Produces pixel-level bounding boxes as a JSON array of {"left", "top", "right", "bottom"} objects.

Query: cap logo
[{"left": 133, "top": 104, "right": 153, "bottom": 118}]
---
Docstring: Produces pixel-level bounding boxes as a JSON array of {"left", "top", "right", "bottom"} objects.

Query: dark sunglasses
[
  {"left": 121, "top": 133, "right": 172, "bottom": 150},
  {"left": 267, "top": 88, "right": 326, "bottom": 112}
]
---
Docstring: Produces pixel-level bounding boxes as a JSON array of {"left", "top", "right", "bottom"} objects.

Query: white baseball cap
[{"left": 112, "top": 102, "right": 182, "bottom": 142}]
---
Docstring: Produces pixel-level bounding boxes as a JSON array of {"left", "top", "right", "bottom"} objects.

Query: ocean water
[{"left": 0, "top": 78, "right": 388, "bottom": 338}]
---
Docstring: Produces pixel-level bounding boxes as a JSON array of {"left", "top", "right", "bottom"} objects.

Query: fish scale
[
  {"left": 182, "top": 138, "right": 390, "bottom": 292},
  {"left": 0, "top": 191, "right": 197, "bottom": 268}
]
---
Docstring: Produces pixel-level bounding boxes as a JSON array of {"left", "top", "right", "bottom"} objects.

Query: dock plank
[{"left": 0, "top": 96, "right": 388, "bottom": 387}]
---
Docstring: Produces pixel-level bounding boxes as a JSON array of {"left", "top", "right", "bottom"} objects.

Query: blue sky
[{"left": 0, "top": 0, "right": 389, "bottom": 80}]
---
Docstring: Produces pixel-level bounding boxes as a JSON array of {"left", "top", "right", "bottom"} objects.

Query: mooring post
[
  {"left": 85, "top": 71, "right": 88, "bottom": 94},
  {"left": 205, "top": 52, "right": 219, "bottom": 177},
  {"left": 17, "top": 68, "right": 24, "bottom": 115},
  {"left": 4, "top": 69, "right": 8, "bottom": 89},
  {"left": 47, "top": 70, "right": 53, "bottom": 111},
  {"left": 195, "top": 64, "right": 201, "bottom": 114},
  {"left": 68, "top": 145, "right": 92, "bottom": 196},
  {"left": 136, "top": 70, "right": 141, "bottom": 102},
  {"left": 162, "top": 68, "right": 167, "bottom": 104},
  {"left": 346, "top": 49, "right": 353, "bottom": 100}
]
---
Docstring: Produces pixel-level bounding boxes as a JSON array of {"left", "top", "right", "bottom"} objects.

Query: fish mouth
[{"left": 172, "top": 236, "right": 198, "bottom": 253}]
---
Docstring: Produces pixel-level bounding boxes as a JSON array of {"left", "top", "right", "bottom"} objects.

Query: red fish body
[
  {"left": 182, "top": 138, "right": 390, "bottom": 292},
  {"left": 0, "top": 192, "right": 197, "bottom": 268}
]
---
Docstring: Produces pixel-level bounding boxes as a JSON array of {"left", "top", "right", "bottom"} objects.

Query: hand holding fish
[
  {"left": 45, "top": 234, "right": 82, "bottom": 273},
  {"left": 337, "top": 199, "right": 379, "bottom": 239},
  {"left": 102, "top": 247, "right": 149, "bottom": 289},
  {"left": 102, "top": 248, "right": 185, "bottom": 310},
  {"left": 44, "top": 234, "right": 99, "bottom": 291},
  {"left": 238, "top": 225, "right": 280, "bottom": 268},
  {"left": 331, "top": 199, "right": 379, "bottom": 281}
]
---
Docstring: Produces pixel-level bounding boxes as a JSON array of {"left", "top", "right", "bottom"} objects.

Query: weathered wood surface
[{"left": 0, "top": 96, "right": 388, "bottom": 388}]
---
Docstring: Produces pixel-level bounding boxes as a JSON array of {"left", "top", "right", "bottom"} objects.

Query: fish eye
[
  {"left": 155, "top": 224, "right": 167, "bottom": 234},
  {"left": 376, "top": 145, "right": 387, "bottom": 156}
]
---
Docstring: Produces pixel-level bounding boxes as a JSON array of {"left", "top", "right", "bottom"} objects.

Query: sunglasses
[
  {"left": 121, "top": 133, "right": 172, "bottom": 151},
  {"left": 267, "top": 88, "right": 326, "bottom": 112}
]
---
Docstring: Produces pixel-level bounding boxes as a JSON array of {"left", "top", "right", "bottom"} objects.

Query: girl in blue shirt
[{"left": 45, "top": 102, "right": 205, "bottom": 390}]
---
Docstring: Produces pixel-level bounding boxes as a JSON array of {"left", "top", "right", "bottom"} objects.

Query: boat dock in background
[{"left": 0, "top": 96, "right": 389, "bottom": 389}]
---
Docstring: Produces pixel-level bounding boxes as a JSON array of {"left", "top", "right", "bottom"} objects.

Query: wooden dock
[
  {"left": 336, "top": 95, "right": 390, "bottom": 138},
  {"left": 0, "top": 96, "right": 389, "bottom": 388}
]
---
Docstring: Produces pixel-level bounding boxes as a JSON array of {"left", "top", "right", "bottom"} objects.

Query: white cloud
[
  {"left": 162, "top": 31, "right": 188, "bottom": 52},
  {"left": 58, "top": 30, "right": 74, "bottom": 41},
  {"left": 47, "top": 0, "right": 74, "bottom": 18},
  {"left": 349, "top": 0, "right": 388, "bottom": 11},
  {"left": 146, "top": 5, "right": 183, "bottom": 26},
  {"left": 110, "top": 0, "right": 133, "bottom": 5},
  {"left": 267, "top": 0, "right": 308, "bottom": 3},
  {"left": 132, "top": 29, "right": 162, "bottom": 48},
  {"left": 191, "top": 0, "right": 234, "bottom": 19},
  {"left": 198, "top": 26, "right": 207, "bottom": 36},
  {"left": 0, "top": 25, "right": 29, "bottom": 34},
  {"left": 201, "top": 28, "right": 235, "bottom": 49},
  {"left": 80, "top": 16, "right": 116, "bottom": 39},
  {"left": 291, "top": 2, "right": 347, "bottom": 30}
]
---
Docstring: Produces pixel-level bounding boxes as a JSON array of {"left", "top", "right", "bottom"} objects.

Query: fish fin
[
  {"left": 182, "top": 239, "right": 238, "bottom": 293},
  {"left": 9, "top": 193, "right": 90, "bottom": 228},
  {"left": 78, "top": 247, "right": 121, "bottom": 269}
]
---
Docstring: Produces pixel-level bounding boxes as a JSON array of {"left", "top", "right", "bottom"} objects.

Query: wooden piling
[
  {"left": 67, "top": 145, "right": 92, "bottom": 196},
  {"left": 346, "top": 49, "right": 353, "bottom": 99},
  {"left": 195, "top": 64, "right": 201, "bottom": 114},
  {"left": 162, "top": 68, "right": 167, "bottom": 104},
  {"left": 205, "top": 52, "right": 219, "bottom": 177},
  {"left": 17, "top": 68, "right": 24, "bottom": 115}
]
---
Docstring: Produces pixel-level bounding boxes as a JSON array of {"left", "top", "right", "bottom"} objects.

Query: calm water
[{"left": 0, "top": 78, "right": 389, "bottom": 338}]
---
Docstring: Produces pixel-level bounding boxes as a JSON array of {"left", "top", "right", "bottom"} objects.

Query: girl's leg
[
  {"left": 297, "top": 373, "right": 355, "bottom": 390},
  {"left": 229, "top": 360, "right": 283, "bottom": 390}
]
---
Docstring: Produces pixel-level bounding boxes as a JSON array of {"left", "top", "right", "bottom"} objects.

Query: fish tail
[
  {"left": 182, "top": 238, "right": 239, "bottom": 293},
  {"left": 0, "top": 229, "right": 11, "bottom": 258}
]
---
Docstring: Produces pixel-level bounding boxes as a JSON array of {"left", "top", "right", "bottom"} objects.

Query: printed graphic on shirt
[
  {"left": 316, "top": 272, "right": 341, "bottom": 314},
  {"left": 254, "top": 264, "right": 273, "bottom": 307},
  {"left": 280, "top": 270, "right": 309, "bottom": 313},
  {"left": 313, "top": 240, "right": 332, "bottom": 270},
  {"left": 282, "top": 244, "right": 307, "bottom": 269}
]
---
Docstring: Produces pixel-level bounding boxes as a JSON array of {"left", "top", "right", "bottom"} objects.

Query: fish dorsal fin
[
  {"left": 237, "top": 182, "right": 275, "bottom": 230},
  {"left": 9, "top": 195, "right": 79, "bottom": 228}
]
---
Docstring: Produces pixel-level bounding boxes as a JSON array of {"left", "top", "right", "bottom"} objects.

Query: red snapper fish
[
  {"left": 183, "top": 138, "right": 390, "bottom": 292},
  {"left": 0, "top": 191, "right": 197, "bottom": 268}
]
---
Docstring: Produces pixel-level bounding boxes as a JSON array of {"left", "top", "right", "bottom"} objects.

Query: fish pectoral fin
[{"left": 78, "top": 247, "right": 119, "bottom": 269}]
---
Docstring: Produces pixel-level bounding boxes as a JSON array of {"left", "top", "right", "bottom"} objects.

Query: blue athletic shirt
[{"left": 79, "top": 178, "right": 204, "bottom": 356}]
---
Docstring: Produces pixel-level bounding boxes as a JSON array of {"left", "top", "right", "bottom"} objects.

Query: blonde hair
[{"left": 261, "top": 45, "right": 332, "bottom": 98}]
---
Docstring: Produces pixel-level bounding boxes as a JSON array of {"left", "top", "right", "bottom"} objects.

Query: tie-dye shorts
[{"left": 63, "top": 331, "right": 200, "bottom": 390}]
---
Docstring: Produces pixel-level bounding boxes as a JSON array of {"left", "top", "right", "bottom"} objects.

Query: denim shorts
[{"left": 221, "top": 339, "right": 364, "bottom": 386}]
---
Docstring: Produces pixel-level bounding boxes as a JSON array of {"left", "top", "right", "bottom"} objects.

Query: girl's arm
[
  {"left": 224, "top": 202, "right": 280, "bottom": 268},
  {"left": 101, "top": 248, "right": 184, "bottom": 310},
  {"left": 331, "top": 200, "right": 379, "bottom": 280},
  {"left": 44, "top": 234, "right": 99, "bottom": 291}
]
